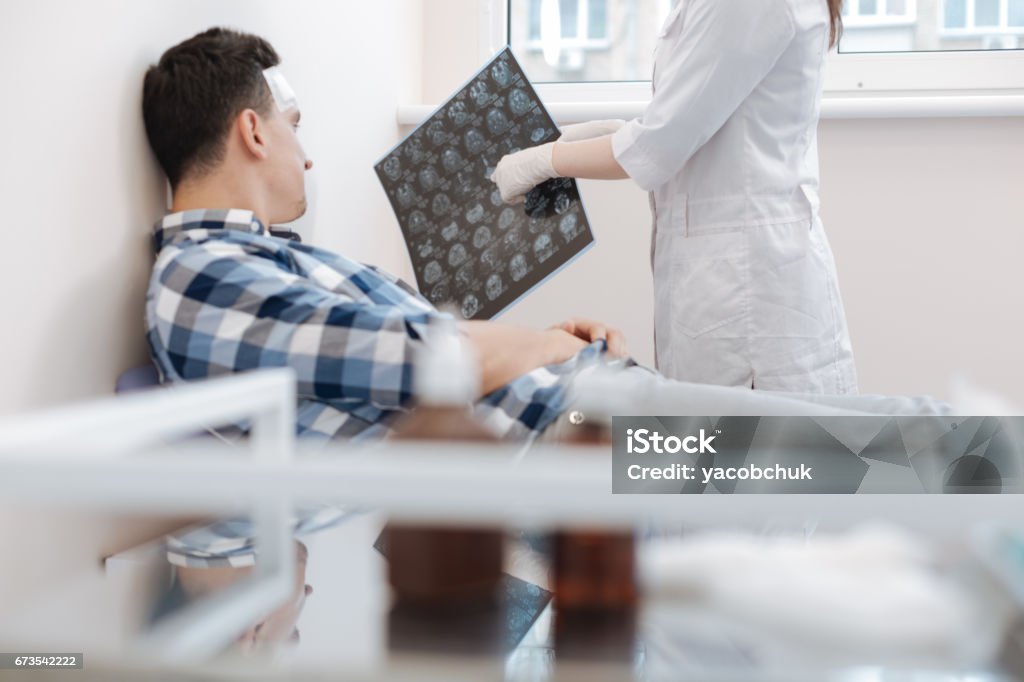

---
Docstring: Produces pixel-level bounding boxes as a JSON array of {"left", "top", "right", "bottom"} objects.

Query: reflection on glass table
[
  {"left": 150, "top": 539, "right": 312, "bottom": 651},
  {"left": 103, "top": 513, "right": 1024, "bottom": 681}
]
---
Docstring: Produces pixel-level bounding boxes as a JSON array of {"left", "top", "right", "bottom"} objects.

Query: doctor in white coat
[{"left": 492, "top": 0, "right": 857, "bottom": 395}]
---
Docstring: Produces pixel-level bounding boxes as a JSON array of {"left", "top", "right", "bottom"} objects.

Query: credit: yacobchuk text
[{"left": 625, "top": 463, "right": 814, "bottom": 483}]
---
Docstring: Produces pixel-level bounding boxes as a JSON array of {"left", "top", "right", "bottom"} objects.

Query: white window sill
[
  {"left": 843, "top": 18, "right": 918, "bottom": 29},
  {"left": 397, "top": 93, "right": 1024, "bottom": 126}
]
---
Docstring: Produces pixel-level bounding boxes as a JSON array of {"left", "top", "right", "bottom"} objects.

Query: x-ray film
[{"left": 375, "top": 48, "right": 594, "bottom": 320}]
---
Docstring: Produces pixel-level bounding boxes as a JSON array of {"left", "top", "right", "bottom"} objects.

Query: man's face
[{"left": 263, "top": 103, "right": 313, "bottom": 225}]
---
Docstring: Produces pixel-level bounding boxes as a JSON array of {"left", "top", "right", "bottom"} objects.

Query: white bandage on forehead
[{"left": 262, "top": 66, "right": 298, "bottom": 112}]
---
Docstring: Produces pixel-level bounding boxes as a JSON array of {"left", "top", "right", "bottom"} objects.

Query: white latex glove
[
  {"left": 557, "top": 118, "right": 626, "bottom": 142},
  {"left": 490, "top": 141, "right": 558, "bottom": 204}
]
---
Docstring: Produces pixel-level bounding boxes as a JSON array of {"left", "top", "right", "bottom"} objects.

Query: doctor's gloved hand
[
  {"left": 490, "top": 142, "right": 559, "bottom": 204},
  {"left": 557, "top": 119, "right": 625, "bottom": 143}
]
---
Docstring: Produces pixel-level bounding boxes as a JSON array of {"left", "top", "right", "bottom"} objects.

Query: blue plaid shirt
[{"left": 146, "top": 208, "right": 609, "bottom": 445}]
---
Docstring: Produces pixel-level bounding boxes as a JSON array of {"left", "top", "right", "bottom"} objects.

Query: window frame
[{"left": 485, "top": 0, "right": 1024, "bottom": 110}]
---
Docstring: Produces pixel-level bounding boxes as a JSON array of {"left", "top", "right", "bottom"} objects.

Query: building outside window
[
  {"left": 842, "top": 0, "right": 1023, "bottom": 51},
  {"left": 937, "top": 0, "right": 1024, "bottom": 49},
  {"left": 511, "top": 0, "right": 671, "bottom": 81}
]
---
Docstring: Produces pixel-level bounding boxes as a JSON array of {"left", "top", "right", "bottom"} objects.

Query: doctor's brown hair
[
  {"left": 142, "top": 28, "right": 280, "bottom": 189},
  {"left": 828, "top": 0, "right": 844, "bottom": 48}
]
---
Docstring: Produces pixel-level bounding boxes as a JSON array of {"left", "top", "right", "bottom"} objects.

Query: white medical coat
[{"left": 612, "top": 0, "right": 857, "bottom": 394}]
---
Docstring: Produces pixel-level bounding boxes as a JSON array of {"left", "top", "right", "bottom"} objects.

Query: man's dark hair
[{"left": 142, "top": 27, "right": 280, "bottom": 189}]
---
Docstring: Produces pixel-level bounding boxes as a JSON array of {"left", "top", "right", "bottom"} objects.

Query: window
[
  {"left": 484, "top": 0, "right": 1024, "bottom": 115},
  {"left": 841, "top": 0, "right": 1023, "bottom": 52},
  {"left": 510, "top": 0, "right": 671, "bottom": 81}
]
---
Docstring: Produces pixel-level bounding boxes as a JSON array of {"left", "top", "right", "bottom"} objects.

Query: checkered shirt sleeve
[{"left": 148, "top": 217, "right": 441, "bottom": 413}]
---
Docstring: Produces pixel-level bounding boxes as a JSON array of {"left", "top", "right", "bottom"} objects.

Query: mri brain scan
[
  {"left": 465, "top": 127, "right": 486, "bottom": 155},
  {"left": 473, "top": 225, "right": 492, "bottom": 249},
  {"left": 382, "top": 156, "right": 401, "bottom": 180},
  {"left": 461, "top": 293, "right": 481, "bottom": 319},
  {"left": 405, "top": 137, "right": 426, "bottom": 165},
  {"left": 408, "top": 210, "right": 428, "bottom": 234},
  {"left": 469, "top": 80, "right": 490, "bottom": 107},
  {"left": 534, "top": 233, "right": 555, "bottom": 263},
  {"left": 442, "top": 148, "right": 465, "bottom": 173},
  {"left": 490, "top": 59, "right": 511, "bottom": 88},
  {"left": 427, "top": 120, "right": 448, "bottom": 146},
  {"left": 480, "top": 246, "right": 500, "bottom": 272},
  {"left": 509, "top": 253, "right": 528, "bottom": 282},
  {"left": 419, "top": 166, "right": 440, "bottom": 191},
  {"left": 559, "top": 212, "right": 579, "bottom": 241},
  {"left": 486, "top": 108, "right": 510, "bottom": 135},
  {"left": 509, "top": 88, "right": 532, "bottom": 116},
  {"left": 447, "top": 100, "right": 469, "bottom": 127},
  {"left": 395, "top": 184, "right": 416, "bottom": 209},
  {"left": 504, "top": 227, "right": 525, "bottom": 251},
  {"left": 465, "top": 203, "right": 485, "bottom": 224},
  {"left": 498, "top": 207, "right": 517, "bottom": 231},
  {"left": 375, "top": 49, "right": 593, "bottom": 320},
  {"left": 448, "top": 243, "right": 468, "bottom": 267},
  {"left": 423, "top": 260, "right": 443, "bottom": 284},
  {"left": 554, "top": 192, "right": 571, "bottom": 215},
  {"left": 432, "top": 193, "right": 452, "bottom": 217},
  {"left": 430, "top": 282, "right": 450, "bottom": 303},
  {"left": 455, "top": 262, "right": 476, "bottom": 289},
  {"left": 441, "top": 221, "right": 460, "bottom": 242},
  {"left": 485, "top": 274, "right": 504, "bottom": 301}
]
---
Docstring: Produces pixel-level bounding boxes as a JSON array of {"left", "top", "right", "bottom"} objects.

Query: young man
[{"left": 143, "top": 28, "right": 950, "bottom": 446}]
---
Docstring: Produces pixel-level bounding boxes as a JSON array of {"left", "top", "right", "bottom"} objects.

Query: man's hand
[
  {"left": 459, "top": 321, "right": 587, "bottom": 396},
  {"left": 543, "top": 327, "right": 589, "bottom": 363},
  {"left": 490, "top": 142, "right": 559, "bottom": 204},
  {"left": 551, "top": 317, "right": 628, "bottom": 358}
]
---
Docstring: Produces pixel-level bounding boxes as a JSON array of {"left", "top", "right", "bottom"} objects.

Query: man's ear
[{"left": 237, "top": 109, "right": 268, "bottom": 160}]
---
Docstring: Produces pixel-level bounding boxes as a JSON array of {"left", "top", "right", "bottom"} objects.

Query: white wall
[
  {"left": 0, "top": 0, "right": 421, "bottom": 633},
  {"left": 820, "top": 117, "right": 1024, "bottom": 403},
  {"left": 0, "top": 0, "right": 422, "bottom": 416}
]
